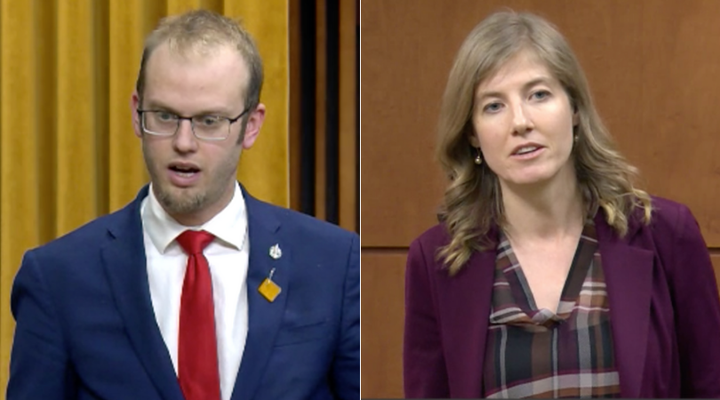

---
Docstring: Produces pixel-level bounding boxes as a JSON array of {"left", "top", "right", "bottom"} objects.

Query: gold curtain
[{"left": 0, "top": 0, "right": 289, "bottom": 394}]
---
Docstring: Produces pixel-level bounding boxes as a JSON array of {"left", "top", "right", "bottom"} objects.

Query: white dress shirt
[{"left": 141, "top": 183, "right": 249, "bottom": 400}]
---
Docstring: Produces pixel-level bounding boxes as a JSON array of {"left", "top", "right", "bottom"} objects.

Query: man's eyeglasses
[{"left": 136, "top": 107, "right": 251, "bottom": 141}]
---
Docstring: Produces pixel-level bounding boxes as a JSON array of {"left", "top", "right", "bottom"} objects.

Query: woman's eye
[
  {"left": 531, "top": 90, "right": 550, "bottom": 100},
  {"left": 483, "top": 102, "right": 503, "bottom": 113}
]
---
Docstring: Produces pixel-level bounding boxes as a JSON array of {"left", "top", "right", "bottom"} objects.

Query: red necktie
[{"left": 176, "top": 230, "right": 221, "bottom": 400}]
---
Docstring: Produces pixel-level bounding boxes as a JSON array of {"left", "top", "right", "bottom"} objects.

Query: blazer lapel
[
  {"left": 436, "top": 245, "right": 496, "bottom": 396},
  {"left": 595, "top": 215, "right": 654, "bottom": 398},
  {"left": 101, "top": 186, "right": 183, "bottom": 400},
  {"left": 231, "top": 190, "right": 290, "bottom": 400}
]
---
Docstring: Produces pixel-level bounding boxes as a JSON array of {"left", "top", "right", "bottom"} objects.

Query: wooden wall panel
[
  {"left": 711, "top": 253, "right": 720, "bottom": 297},
  {"left": 339, "top": 0, "right": 358, "bottom": 231},
  {"left": 289, "top": 0, "right": 358, "bottom": 233},
  {"left": 361, "top": 1, "right": 720, "bottom": 398},
  {"left": 361, "top": 251, "right": 406, "bottom": 399},
  {"left": 361, "top": 0, "right": 720, "bottom": 247}
]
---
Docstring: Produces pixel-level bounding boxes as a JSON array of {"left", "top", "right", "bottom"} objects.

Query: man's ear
[
  {"left": 130, "top": 91, "right": 142, "bottom": 138},
  {"left": 241, "top": 103, "right": 266, "bottom": 150}
]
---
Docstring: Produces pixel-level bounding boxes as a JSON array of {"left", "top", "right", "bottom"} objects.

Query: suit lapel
[
  {"left": 595, "top": 215, "right": 654, "bottom": 398},
  {"left": 436, "top": 245, "right": 496, "bottom": 396},
  {"left": 231, "top": 190, "right": 290, "bottom": 400},
  {"left": 101, "top": 186, "right": 182, "bottom": 400}
]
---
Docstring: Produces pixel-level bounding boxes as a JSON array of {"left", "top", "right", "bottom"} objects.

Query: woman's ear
[
  {"left": 466, "top": 123, "right": 480, "bottom": 147},
  {"left": 572, "top": 102, "right": 579, "bottom": 126}
]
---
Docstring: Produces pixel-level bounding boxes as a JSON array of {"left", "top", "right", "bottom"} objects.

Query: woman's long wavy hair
[{"left": 437, "top": 11, "right": 652, "bottom": 276}]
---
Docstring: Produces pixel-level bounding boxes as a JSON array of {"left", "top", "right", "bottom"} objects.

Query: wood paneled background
[
  {"left": 290, "top": 0, "right": 358, "bottom": 232},
  {"left": 360, "top": 0, "right": 720, "bottom": 397}
]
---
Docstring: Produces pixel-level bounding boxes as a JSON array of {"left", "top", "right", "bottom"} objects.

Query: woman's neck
[{"left": 500, "top": 169, "right": 585, "bottom": 243}]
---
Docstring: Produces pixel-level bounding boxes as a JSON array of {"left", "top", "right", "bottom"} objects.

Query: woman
[{"left": 404, "top": 10, "right": 720, "bottom": 399}]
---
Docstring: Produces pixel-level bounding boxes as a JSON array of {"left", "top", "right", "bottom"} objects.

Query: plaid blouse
[{"left": 482, "top": 220, "right": 621, "bottom": 398}]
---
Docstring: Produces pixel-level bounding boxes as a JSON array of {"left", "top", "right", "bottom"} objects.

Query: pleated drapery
[{"left": 0, "top": 1, "right": 289, "bottom": 394}]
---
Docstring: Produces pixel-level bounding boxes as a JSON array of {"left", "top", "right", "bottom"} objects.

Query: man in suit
[{"left": 7, "top": 9, "right": 359, "bottom": 400}]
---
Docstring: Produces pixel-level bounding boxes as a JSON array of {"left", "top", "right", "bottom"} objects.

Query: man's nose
[{"left": 172, "top": 119, "right": 199, "bottom": 152}]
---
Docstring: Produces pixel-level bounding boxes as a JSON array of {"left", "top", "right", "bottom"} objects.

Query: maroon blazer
[{"left": 404, "top": 197, "right": 720, "bottom": 398}]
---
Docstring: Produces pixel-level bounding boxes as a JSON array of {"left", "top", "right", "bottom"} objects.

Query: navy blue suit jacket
[{"left": 7, "top": 185, "right": 359, "bottom": 400}]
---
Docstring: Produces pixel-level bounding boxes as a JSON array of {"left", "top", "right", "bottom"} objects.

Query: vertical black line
[
  {"left": 299, "top": 0, "right": 316, "bottom": 217},
  {"left": 325, "top": 0, "right": 340, "bottom": 225}
]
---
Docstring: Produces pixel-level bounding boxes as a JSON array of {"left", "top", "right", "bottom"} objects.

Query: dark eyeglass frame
[{"left": 136, "top": 107, "right": 251, "bottom": 141}]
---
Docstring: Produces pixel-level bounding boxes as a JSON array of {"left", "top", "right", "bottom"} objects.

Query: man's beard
[{"left": 156, "top": 186, "right": 206, "bottom": 216}]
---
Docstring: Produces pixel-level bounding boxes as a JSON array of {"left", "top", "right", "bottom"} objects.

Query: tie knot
[{"left": 176, "top": 230, "right": 215, "bottom": 255}]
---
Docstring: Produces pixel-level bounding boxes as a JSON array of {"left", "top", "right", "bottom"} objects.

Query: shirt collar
[{"left": 142, "top": 183, "right": 248, "bottom": 254}]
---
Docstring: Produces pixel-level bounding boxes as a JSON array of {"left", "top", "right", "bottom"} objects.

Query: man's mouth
[{"left": 168, "top": 163, "right": 201, "bottom": 178}]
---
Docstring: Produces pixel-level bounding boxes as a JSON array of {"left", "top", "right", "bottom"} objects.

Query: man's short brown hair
[{"left": 135, "top": 9, "right": 263, "bottom": 111}]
